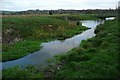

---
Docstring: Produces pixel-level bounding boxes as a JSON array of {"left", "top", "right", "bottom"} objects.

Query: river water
[{"left": 1, "top": 18, "right": 115, "bottom": 70}]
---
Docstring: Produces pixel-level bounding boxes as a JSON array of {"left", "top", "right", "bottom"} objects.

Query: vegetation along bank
[
  {"left": 2, "top": 14, "right": 94, "bottom": 62},
  {"left": 2, "top": 17, "right": 119, "bottom": 78}
]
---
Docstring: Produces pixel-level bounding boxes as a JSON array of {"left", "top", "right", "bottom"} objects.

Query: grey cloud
[{"left": 1, "top": 0, "right": 118, "bottom": 11}]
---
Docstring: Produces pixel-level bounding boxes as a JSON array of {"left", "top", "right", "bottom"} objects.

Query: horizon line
[{"left": 1, "top": 8, "right": 117, "bottom": 12}]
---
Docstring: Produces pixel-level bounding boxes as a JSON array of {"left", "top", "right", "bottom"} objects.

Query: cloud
[{"left": 1, "top": 0, "right": 119, "bottom": 11}]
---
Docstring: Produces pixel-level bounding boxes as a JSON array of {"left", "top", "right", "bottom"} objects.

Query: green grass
[
  {"left": 2, "top": 17, "right": 119, "bottom": 78},
  {"left": 2, "top": 66, "right": 45, "bottom": 78},
  {"left": 2, "top": 15, "right": 88, "bottom": 62},
  {"left": 2, "top": 40, "right": 41, "bottom": 61},
  {"left": 53, "top": 20, "right": 119, "bottom": 78}
]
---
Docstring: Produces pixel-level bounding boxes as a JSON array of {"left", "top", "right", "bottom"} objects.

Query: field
[
  {"left": 2, "top": 14, "right": 96, "bottom": 62},
  {"left": 2, "top": 14, "right": 119, "bottom": 78}
]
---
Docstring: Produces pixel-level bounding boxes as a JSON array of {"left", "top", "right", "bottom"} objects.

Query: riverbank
[
  {"left": 52, "top": 19, "right": 119, "bottom": 78},
  {"left": 2, "top": 14, "right": 89, "bottom": 62},
  {"left": 2, "top": 19, "right": 118, "bottom": 78}
]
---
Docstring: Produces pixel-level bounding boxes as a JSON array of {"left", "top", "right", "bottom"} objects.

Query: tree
[{"left": 49, "top": 11, "right": 53, "bottom": 15}]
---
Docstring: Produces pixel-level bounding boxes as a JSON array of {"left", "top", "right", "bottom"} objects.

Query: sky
[{"left": 0, "top": 0, "right": 119, "bottom": 11}]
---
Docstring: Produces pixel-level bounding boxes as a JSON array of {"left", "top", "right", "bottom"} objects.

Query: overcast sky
[{"left": 0, "top": 0, "right": 119, "bottom": 11}]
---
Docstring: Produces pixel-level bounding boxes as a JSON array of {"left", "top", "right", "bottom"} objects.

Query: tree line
[{"left": 2, "top": 9, "right": 117, "bottom": 15}]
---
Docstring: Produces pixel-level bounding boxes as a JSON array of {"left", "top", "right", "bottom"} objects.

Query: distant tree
[
  {"left": 49, "top": 11, "right": 53, "bottom": 15},
  {"left": 76, "top": 21, "right": 80, "bottom": 25},
  {"left": 36, "top": 9, "right": 39, "bottom": 12},
  {"left": 36, "top": 9, "right": 40, "bottom": 14},
  {"left": 60, "top": 12, "right": 63, "bottom": 14}
]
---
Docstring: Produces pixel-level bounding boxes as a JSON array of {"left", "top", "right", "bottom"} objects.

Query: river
[{"left": 1, "top": 17, "right": 115, "bottom": 70}]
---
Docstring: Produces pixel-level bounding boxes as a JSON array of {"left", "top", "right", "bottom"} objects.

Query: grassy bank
[
  {"left": 2, "top": 15, "right": 88, "bottom": 62},
  {"left": 2, "top": 18, "right": 119, "bottom": 78},
  {"left": 53, "top": 19, "right": 119, "bottom": 78}
]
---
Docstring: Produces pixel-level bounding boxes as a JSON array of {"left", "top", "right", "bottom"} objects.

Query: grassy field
[
  {"left": 2, "top": 18, "right": 119, "bottom": 78},
  {"left": 2, "top": 14, "right": 98, "bottom": 20},
  {"left": 2, "top": 14, "right": 91, "bottom": 62},
  {"left": 52, "top": 14, "right": 99, "bottom": 20}
]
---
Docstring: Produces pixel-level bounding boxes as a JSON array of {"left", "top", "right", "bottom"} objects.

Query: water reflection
[
  {"left": 2, "top": 20, "right": 104, "bottom": 70},
  {"left": 105, "top": 17, "right": 115, "bottom": 20}
]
